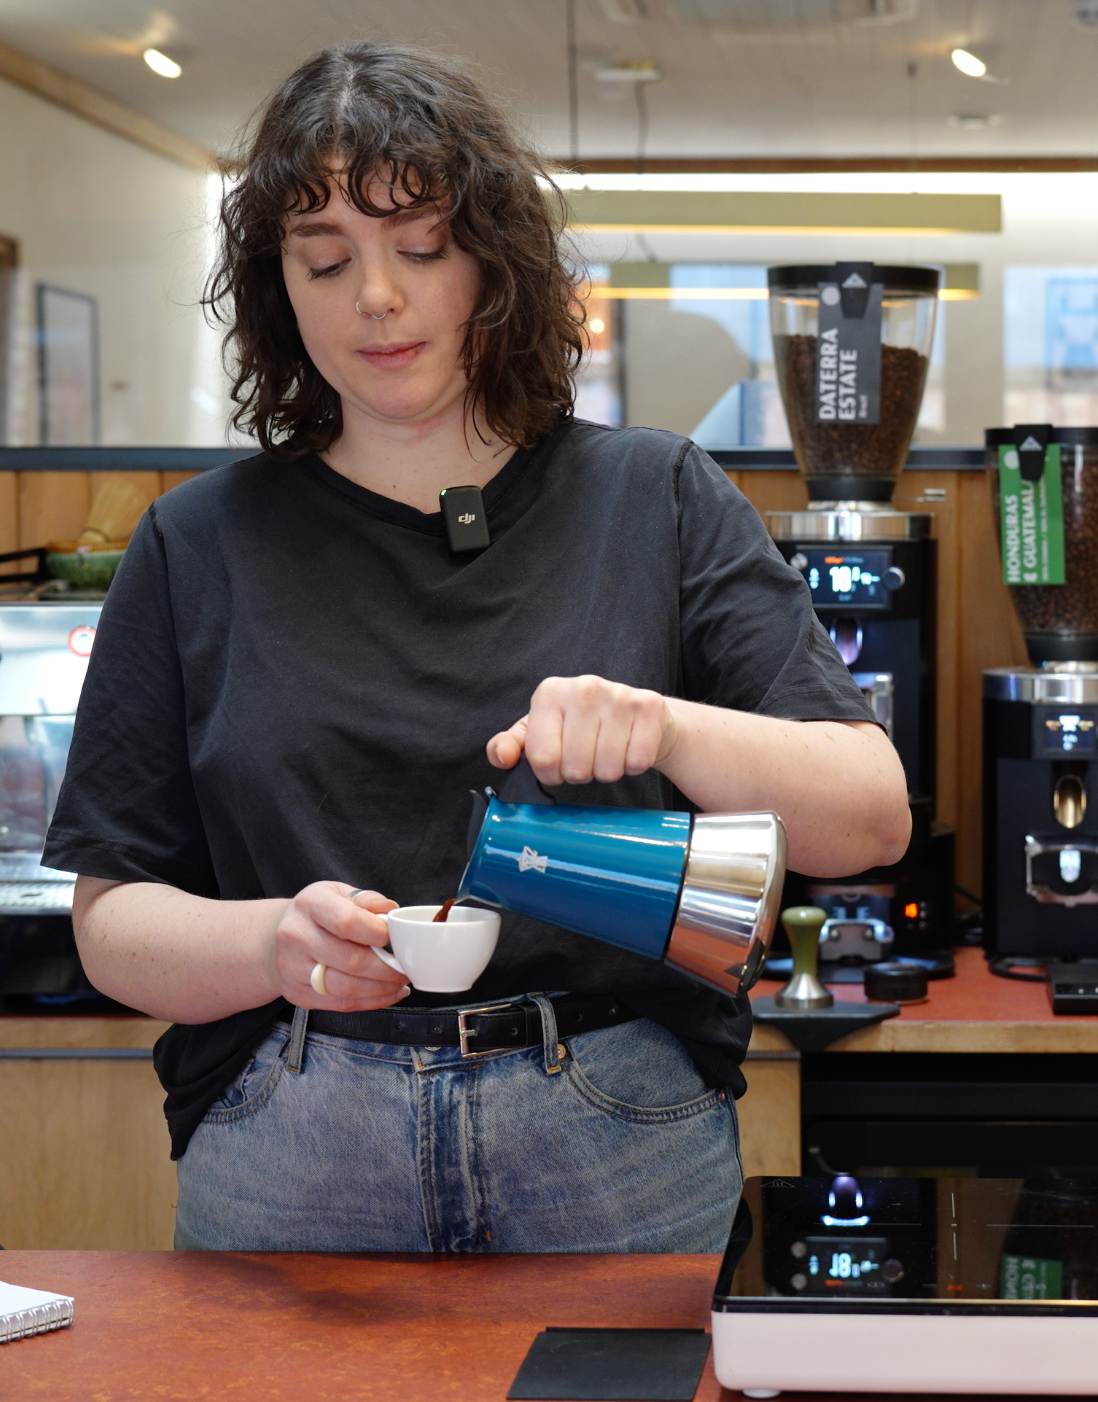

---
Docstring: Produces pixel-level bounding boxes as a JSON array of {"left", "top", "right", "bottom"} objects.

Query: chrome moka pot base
[{"left": 666, "top": 814, "right": 787, "bottom": 994}]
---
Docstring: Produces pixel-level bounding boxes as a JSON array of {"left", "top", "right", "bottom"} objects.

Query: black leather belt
[{"left": 304, "top": 993, "right": 637, "bottom": 1058}]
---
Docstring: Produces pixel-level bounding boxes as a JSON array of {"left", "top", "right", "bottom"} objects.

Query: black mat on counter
[
  {"left": 750, "top": 994, "right": 899, "bottom": 1053},
  {"left": 761, "top": 951, "right": 955, "bottom": 984},
  {"left": 507, "top": 1327, "right": 710, "bottom": 1401}
]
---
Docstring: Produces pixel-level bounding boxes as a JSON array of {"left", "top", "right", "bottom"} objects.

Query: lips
[{"left": 356, "top": 341, "right": 426, "bottom": 369}]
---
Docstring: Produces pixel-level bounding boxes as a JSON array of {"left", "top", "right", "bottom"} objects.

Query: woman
[{"left": 44, "top": 43, "right": 909, "bottom": 1253}]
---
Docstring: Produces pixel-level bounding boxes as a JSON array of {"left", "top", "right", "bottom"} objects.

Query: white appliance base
[{"left": 712, "top": 1306, "right": 1098, "bottom": 1395}]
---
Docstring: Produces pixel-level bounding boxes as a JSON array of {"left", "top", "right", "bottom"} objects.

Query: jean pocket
[
  {"left": 563, "top": 1019, "right": 723, "bottom": 1125},
  {"left": 203, "top": 1029, "right": 288, "bottom": 1125}
]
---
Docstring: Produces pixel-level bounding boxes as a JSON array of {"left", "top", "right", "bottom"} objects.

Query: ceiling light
[
  {"left": 143, "top": 48, "right": 182, "bottom": 79},
  {"left": 595, "top": 61, "right": 663, "bottom": 83},
  {"left": 951, "top": 48, "right": 987, "bottom": 78}
]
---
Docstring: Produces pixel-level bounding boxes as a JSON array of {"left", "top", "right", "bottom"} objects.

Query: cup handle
[
  {"left": 371, "top": 917, "right": 407, "bottom": 978},
  {"left": 373, "top": 946, "right": 407, "bottom": 976}
]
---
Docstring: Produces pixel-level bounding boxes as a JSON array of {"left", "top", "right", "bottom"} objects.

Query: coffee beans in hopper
[{"left": 774, "top": 333, "right": 930, "bottom": 487}]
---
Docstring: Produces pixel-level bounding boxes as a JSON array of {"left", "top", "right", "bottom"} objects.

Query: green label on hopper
[
  {"left": 999, "top": 1253, "right": 1063, "bottom": 1300},
  {"left": 999, "top": 443, "right": 1065, "bottom": 586}
]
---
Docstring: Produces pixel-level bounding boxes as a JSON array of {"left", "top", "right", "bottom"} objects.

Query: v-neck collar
[{"left": 295, "top": 424, "right": 572, "bottom": 536}]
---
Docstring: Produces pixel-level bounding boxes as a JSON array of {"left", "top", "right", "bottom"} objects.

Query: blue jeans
[{"left": 174, "top": 1001, "right": 742, "bottom": 1252}]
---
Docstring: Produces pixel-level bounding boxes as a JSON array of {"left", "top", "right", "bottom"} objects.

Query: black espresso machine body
[
  {"left": 984, "top": 665, "right": 1098, "bottom": 957},
  {"left": 770, "top": 509, "right": 935, "bottom": 799},
  {"left": 769, "top": 508, "right": 952, "bottom": 955}
]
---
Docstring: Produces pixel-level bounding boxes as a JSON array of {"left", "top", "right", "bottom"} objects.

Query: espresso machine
[
  {"left": 0, "top": 602, "right": 102, "bottom": 1005},
  {"left": 764, "top": 263, "right": 954, "bottom": 973},
  {"left": 984, "top": 426, "right": 1098, "bottom": 978}
]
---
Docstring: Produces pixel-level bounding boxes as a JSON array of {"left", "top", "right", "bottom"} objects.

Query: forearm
[
  {"left": 74, "top": 877, "right": 287, "bottom": 1024},
  {"left": 656, "top": 702, "right": 910, "bottom": 877}
]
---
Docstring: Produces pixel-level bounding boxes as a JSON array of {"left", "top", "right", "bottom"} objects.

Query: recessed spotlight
[
  {"left": 949, "top": 113, "right": 1002, "bottom": 128},
  {"left": 143, "top": 48, "right": 182, "bottom": 79},
  {"left": 951, "top": 47, "right": 987, "bottom": 78}
]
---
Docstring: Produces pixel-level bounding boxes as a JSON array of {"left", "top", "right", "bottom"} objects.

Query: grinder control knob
[{"left": 884, "top": 566, "right": 906, "bottom": 592}]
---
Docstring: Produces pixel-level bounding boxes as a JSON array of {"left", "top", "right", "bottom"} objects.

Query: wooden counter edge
[
  {"left": 0, "top": 1016, "right": 169, "bottom": 1049},
  {"left": 750, "top": 1019, "right": 1098, "bottom": 1054}
]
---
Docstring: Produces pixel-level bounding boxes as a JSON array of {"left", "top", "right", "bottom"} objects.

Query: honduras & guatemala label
[{"left": 998, "top": 441, "right": 1065, "bottom": 585}]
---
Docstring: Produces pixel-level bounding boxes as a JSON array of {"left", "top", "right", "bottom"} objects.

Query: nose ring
[{"left": 356, "top": 302, "right": 387, "bottom": 320}]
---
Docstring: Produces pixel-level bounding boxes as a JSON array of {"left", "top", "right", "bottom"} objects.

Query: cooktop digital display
[
  {"left": 800, "top": 1236, "right": 892, "bottom": 1295},
  {"left": 717, "top": 1177, "right": 1098, "bottom": 1303}
]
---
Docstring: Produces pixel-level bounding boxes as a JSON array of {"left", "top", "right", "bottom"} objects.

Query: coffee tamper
[{"left": 774, "top": 906, "right": 833, "bottom": 1010}]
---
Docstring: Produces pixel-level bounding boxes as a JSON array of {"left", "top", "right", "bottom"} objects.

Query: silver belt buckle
[{"left": 457, "top": 1001, "right": 522, "bottom": 1059}]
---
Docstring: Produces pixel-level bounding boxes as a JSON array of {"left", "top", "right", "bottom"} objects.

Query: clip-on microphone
[{"left": 439, "top": 485, "right": 490, "bottom": 553}]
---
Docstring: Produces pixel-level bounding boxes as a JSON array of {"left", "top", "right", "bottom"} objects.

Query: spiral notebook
[{"left": 0, "top": 1280, "right": 74, "bottom": 1343}]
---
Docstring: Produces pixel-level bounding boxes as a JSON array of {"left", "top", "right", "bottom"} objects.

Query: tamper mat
[
  {"left": 507, "top": 1327, "right": 711, "bottom": 1401},
  {"left": 751, "top": 994, "right": 899, "bottom": 1053}
]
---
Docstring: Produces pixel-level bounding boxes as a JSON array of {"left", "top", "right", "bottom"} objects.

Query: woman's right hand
[{"left": 269, "top": 882, "right": 410, "bottom": 1012}]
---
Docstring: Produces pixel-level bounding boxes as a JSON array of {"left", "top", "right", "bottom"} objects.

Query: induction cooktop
[{"left": 712, "top": 1176, "right": 1098, "bottom": 1396}]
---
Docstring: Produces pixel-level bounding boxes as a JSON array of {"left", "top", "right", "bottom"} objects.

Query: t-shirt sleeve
[
  {"left": 42, "top": 502, "right": 219, "bottom": 895},
  {"left": 676, "top": 442, "right": 878, "bottom": 724}
]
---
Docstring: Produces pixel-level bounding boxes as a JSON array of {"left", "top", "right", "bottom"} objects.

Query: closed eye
[
  {"left": 307, "top": 261, "right": 347, "bottom": 280},
  {"left": 403, "top": 246, "right": 448, "bottom": 263}
]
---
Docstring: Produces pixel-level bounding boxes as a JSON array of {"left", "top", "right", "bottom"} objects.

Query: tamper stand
[{"left": 752, "top": 906, "right": 900, "bottom": 1053}]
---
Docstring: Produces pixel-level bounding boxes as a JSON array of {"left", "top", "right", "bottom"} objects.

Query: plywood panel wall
[{"left": 7, "top": 470, "right": 200, "bottom": 552}]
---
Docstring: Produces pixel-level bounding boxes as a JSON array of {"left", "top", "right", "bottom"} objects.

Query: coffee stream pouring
[{"left": 458, "top": 757, "right": 787, "bottom": 996}]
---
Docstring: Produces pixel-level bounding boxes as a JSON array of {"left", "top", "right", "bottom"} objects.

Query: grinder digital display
[{"left": 798, "top": 548, "right": 894, "bottom": 610}]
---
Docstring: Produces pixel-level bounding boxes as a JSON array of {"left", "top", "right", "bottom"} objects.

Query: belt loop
[
  {"left": 529, "top": 993, "right": 562, "bottom": 1075},
  {"left": 287, "top": 1005, "right": 309, "bottom": 1074}
]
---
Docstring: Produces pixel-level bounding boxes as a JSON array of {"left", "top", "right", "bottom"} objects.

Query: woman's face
[{"left": 281, "top": 179, "right": 482, "bottom": 431}]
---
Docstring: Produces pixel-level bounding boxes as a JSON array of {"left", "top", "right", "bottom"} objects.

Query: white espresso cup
[{"left": 373, "top": 905, "right": 501, "bottom": 993}]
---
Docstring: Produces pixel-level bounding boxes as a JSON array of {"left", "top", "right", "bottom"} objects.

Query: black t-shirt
[{"left": 44, "top": 421, "right": 874, "bottom": 1159}]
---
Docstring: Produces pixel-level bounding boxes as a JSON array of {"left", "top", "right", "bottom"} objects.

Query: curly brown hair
[{"left": 205, "top": 43, "right": 586, "bottom": 458}]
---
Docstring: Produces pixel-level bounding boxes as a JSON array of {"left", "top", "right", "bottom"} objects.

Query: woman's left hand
[{"left": 487, "top": 675, "right": 678, "bottom": 786}]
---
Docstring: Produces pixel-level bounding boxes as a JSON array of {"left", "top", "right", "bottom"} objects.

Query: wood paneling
[
  {"left": 738, "top": 1052, "right": 801, "bottom": 1178},
  {"left": 86, "top": 470, "right": 160, "bottom": 540},
  {"left": 18, "top": 472, "right": 90, "bottom": 548},
  {"left": 0, "top": 471, "right": 17, "bottom": 574},
  {"left": 9, "top": 470, "right": 198, "bottom": 552},
  {"left": 161, "top": 470, "right": 201, "bottom": 494},
  {"left": 0, "top": 1017, "right": 174, "bottom": 1250}
]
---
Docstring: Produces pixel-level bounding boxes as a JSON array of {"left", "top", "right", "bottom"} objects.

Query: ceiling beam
[
  {"left": 564, "top": 189, "right": 1001, "bottom": 234},
  {"left": 560, "top": 156, "right": 1098, "bottom": 174},
  {"left": 0, "top": 38, "right": 213, "bottom": 171}
]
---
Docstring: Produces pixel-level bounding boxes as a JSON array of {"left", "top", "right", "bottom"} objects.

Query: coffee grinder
[
  {"left": 764, "top": 263, "right": 954, "bottom": 973},
  {"left": 984, "top": 426, "right": 1098, "bottom": 968}
]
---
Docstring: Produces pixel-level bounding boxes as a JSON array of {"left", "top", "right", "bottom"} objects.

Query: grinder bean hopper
[
  {"left": 459, "top": 758, "right": 787, "bottom": 996},
  {"left": 766, "top": 262, "right": 955, "bottom": 962}
]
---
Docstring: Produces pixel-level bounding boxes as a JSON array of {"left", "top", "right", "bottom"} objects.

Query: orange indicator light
[{"left": 904, "top": 902, "right": 919, "bottom": 919}]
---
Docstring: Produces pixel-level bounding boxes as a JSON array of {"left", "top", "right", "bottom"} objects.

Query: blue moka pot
[{"left": 458, "top": 758, "right": 787, "bottom": 996}]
